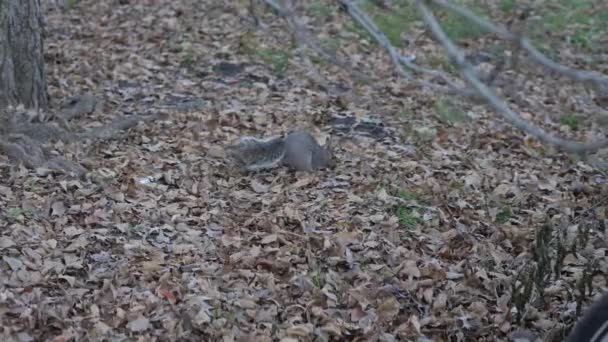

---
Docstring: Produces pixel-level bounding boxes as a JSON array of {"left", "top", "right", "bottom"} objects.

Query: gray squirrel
[{"left": 227, "top": 130, "right": 333, "bottom": 172}]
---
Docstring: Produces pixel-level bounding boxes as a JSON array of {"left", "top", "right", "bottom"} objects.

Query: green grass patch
[
  {"left": 434, "top": 98, "right": 469, "bottom": 123},
  {"left": 7, "top": 207, "right": 25, "bottom": 219},
  {"left": 560, "top": 114, "right": 582, "bottom": 130},
  {"left": 377, "top": 185, "right": 424, "bottom": 230},
  {"left": 257, "top": 48, "right": 291, "bottom": 74},
  {"left": 496, "top": 206, "right": 512, "bottom": 224},
  {"left": 347, "top": 0, "right": 419, "bottom": 47},
  {"left": 238, "top": 34, "right": 292, "bottom": 74},
  {"left": 396, "top": 206, "right": 421, "bottom": 229},
  {"left": 395, "top": 188, "right": 423, "bottom": 229},
  {"left": 348, "top": 0, "right": 491, "bottom": 47},
  {"left": 348, "top": 0, "right": 607, "bottom": 53},
  {"left": 433, "top": 4, "right": 488, "bottom": 41},
  {"left": 530, "top": 0, "right": 608, "bottom": 52},
  {"left": 308, "top": 0, "right": 333, "bottom": 20}
]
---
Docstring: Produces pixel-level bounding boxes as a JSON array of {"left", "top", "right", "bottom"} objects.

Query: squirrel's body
[{"left": 228, "top": 130, "right": 333, "bottom": 172}]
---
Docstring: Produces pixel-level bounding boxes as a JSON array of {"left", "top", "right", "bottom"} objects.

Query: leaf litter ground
[{"left": 1, "top": 0, "right": 608, "bottom": 341}]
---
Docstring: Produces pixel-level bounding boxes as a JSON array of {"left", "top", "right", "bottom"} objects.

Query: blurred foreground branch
[
  {"left": 413, "top": 0, "right": 608, "bottom": 154},
  {"left": 258, "top": 0, "right": 608, "bottom": 156}
]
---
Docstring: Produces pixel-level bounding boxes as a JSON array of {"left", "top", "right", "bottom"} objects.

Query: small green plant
[
  {"left": 397, "top": 190, "right": 418, "bottom": 201},
  {"left": 511, "top": 224, "right": 554, "bottom": 321},
  {"left": 396, "top": 206, "right": 420, "bottom": 229},
  {"left": 434, "top": 99, "right": 468, "bottom": 123},
  {"left": 426, "top": 55, "right": 458, "bottom": 75},
  {"left": 396, "top": 189, "right": 423, "bottom": 228},
  {"left": 496, "top": 206, "right": 512, "bottom": 224},
  {"left": 25, "top": 183, "right": 41, "bottom": 192},
  {"left": 180, "top": 50, "right": 195, "bottom": 66},
  {"left": 498, "top": 0, "right": 516, "bottom": 12},
  {"left": 560, "top": 114, "right": 581, "bottom": 130},
  {"left": 7, "top": 207, "right": 24, "bottom": 218},
  {"left": 346, "top": 22, "right": 374, "bottom": 44},
  {"left": 311, "top": 271, "right": 324, "bottom": 288},
  {"left": 441, "top": 14, "right": 486, "bottom": 41},
  {"left": 372, "top": 13, "right": 407, "bottom": 47},
  {"left": 257, "top": 48, "right": 290, "bottom": 74},
  {"left": 215, "top": 308, "right": 235, "bottom": 321},
  {"left": 238, "top": 33, "right": 292, "bottom": 74},
  {"left": 568, "top": 30, "right": 592, "bottom": 50},
  {"left": 176, "top": 39, "right": 197, "bottom": 67}
]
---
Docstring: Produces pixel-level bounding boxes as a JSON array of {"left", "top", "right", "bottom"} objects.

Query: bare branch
[
  {"left": 339, "top": 0, "right": 481, "bottom": 98},
  {"left": 338, "top": 0, "right": 413, "bottom": 80},
  {"left": 260, "top": 0, "right": 372, "bottom": 83},
  {"left": 414, "top": 0, "right": 608, "bottom": 154},
  {"left": 428, "top": 0, "right": 608, "bottom": 92}
]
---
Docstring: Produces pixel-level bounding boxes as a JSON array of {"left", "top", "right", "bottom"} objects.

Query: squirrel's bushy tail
[{"left": 227, "top": 135, "right": 286, "bottom": 171}]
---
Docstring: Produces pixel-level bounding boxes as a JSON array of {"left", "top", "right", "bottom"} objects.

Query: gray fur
[
  {"left": 283, "top": 130, "right": 332, "bottom": 171},
  {"left": 228, "top": 130, "right": 332, "bottom": 172}
]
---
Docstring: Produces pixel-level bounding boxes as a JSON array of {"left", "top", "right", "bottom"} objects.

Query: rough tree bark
[{"left": 0, "top": 0, "right": 48, "bottom": 109}]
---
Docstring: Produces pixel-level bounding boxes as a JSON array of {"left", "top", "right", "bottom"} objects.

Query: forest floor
[{"left": 1, "top": 0, "right": 608, "bottom": 341}]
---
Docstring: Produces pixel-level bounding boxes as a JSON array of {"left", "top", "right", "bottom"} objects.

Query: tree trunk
[{"left": 0, "top": 0, "right": 48, "bottom": 110}]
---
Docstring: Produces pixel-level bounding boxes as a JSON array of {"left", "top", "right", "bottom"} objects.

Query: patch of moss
[
  {"left": 436, "top": 6, "right": 488, "bottom": 42},
  {"left": 308, "top": 0, "right": 333, "bottom": 20},
  {"left": 531, "top": 0, "right": 608, "bottom": 52}
]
